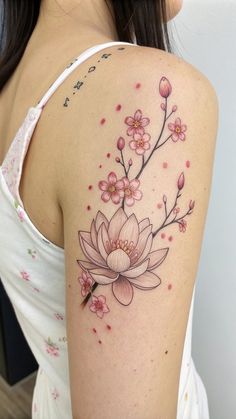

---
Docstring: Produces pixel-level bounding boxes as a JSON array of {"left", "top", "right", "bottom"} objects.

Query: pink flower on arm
[
  {"left": 78, "top": 208, "right": 169, "bottom": 306},
  {"left": 178, "top": 219, "right": 187, "bottom": 232},
  {"left": 122, "top": 177, "right": 143, "bottom": 206},
  {"left": 78, "top": 271, "right": 94, "bottom": 297},
  {"left": 168, "top": 118, "right": 187, "bottom": 142},
  {"left": 125, "top": 109, "right": 150, "bottom": 137},
  {"left": 98, "top": 172, "right": 124, "bottom": 204},
  {"left": 129, "top": 132, "right": 151, "bottom": 155},
  {"left": 89, "top": 295, "right": 110, "bottom": 318}
]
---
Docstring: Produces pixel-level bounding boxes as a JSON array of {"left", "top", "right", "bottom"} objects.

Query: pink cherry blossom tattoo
[
  {"left": 124, "top": 109, "right": 150, "bottom": 136},
  {"left": 77, "top": 76, "right": 195, "bottom": 313},
  {"left": 168, "top": 118, "right": 187, "bottom": 142},
  {"left": 78, "top": 271, "right": 94, "bottom": 297},
  {"left": 98, "top": 171, "right": 124, "bottom": 204},
  {"left": 89, "top": 295, "right": 110, "bottom": 318}
]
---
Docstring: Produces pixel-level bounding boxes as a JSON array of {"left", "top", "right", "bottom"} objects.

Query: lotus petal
[
  {"left": 89, "top": 268, "right": 119, "bottom": 284},
  {"left": 108, "top": 207, "right": 128, "bottom": 241},
  {"left": 129, "top": 270, "right": 161, "bottom": 290},
  {"left": 95, "top": 211, "right": 109, "bottom": 232},
  {"left": 112, "top": 276, "right": 134, "bottom": 305},
  {"left": 138, "top": 218, "right": 150, "bottom": 232},
  {"left": 79, "top": 231, "right": 93, "bottom": 247},
  {"left": 77, "top": 260, "right": 98, "bottom": 271},
  {"left": 118, "top": 214, "right": 139, "bottom": 248},
  {"left": 122, "top": 258, "right": 149, "bottom": 278},
  {"left": 101, "top": 223, "right": 111, "bottom": 253},
  {"left": 97, "top": 223, "right": 109, "bottom": 261},
  {"left": 133, "top": 232, "right": 153, "bottom": 266},
  {"left": 79, "top": 236, "right": 106, "bottom": 267},
  {"left": 90, "top": 220, "right": 98, "bottom": 249},
  {"left": 130, "top": 225, "right": 152, "bottom": 263},
  {"left": 147, "top": 248, "right": 169, "bottom": 270}
]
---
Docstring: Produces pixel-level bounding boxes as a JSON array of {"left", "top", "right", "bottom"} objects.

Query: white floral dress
[{"left": 0, "top": 41, "right": 210, "bottom": 419}]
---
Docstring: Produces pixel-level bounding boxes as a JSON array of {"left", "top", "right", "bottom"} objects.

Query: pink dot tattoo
[
  {"left": 100, "top": 118, "right": 106, "bottom": 125},
  {"left": 88, "top": 185, "right": 93, "bottom": 190},
  {"left": 168, "top": 284, "right": 172, "bottom": 290},
  {"left": 92, "top": 328, "right": 97, "bottom": 333},
  {"left": 186, "top": 160, "right": 190, "bottom": 168},
  {"left": 135, "top": 82, "right": 141, "bottom": 89},
  {"left": 107, "top": 153, "right": 111, "bottom": 158},
  {"left": 163, "top": 162, "right": 168, "bottom": 169},
  {"left": 106, "top": 324, "right": 111, "bottom": 330},
  {"left": 161, "top": 233, "right": 166, "bottom": 239},
  {"left": 168, "top": 236, "right": 173, "bottom": 242},
  {"left": 116, "top": 104, "right": 122, "bottom": 111}
]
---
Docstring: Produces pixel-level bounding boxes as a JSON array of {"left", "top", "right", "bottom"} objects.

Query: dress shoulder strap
[{"left": 36, "top": 41, "right": 137, "bottom": 110}]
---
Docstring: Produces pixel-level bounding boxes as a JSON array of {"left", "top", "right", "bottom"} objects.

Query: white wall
[{"left": 173, "top": 1, "right": 236, "bottom": 418}]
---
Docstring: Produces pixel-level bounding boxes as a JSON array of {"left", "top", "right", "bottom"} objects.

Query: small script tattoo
[{"left": 63, "top": 47, "right": 124, "bottom": 107}]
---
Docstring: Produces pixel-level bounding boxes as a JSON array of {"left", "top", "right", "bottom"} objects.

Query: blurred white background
[{"left": 173, "top": 1, "right": 236, "bottom": 418}]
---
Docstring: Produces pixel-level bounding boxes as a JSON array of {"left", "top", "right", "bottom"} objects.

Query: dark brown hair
[{"left": 0, "top": 0, "right": 171, "bottom": 92}]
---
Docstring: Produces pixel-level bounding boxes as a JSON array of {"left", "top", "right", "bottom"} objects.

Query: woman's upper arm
[{"left": 57, "top": 48, "right": 218, "bottom": 419}]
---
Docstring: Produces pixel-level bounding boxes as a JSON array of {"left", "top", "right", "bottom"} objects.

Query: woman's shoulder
[
  {"left": 55, "top": 41, "right": 218, "bottom": 203},
  {"left": 53, "top": 42, "right": 218, "bottom": 151},
  {"left": 111, "top": 43, "right": 218, "bottom": 104}
]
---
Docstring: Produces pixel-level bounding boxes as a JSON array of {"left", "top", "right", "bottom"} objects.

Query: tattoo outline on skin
[{"left": 76, "top": 76, "right": 195, "bottom": 315}]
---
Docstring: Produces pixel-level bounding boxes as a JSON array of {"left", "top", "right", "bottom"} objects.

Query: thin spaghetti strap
[{"left": 35, "top": 41, "right": 137, "bottom": 111}]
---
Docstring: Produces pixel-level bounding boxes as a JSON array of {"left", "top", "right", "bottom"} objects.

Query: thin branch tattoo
[{"left": 76, "top": 77, "right": 195, "bottom": 319}]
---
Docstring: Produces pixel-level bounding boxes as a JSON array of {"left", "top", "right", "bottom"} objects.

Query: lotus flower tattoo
[{"left": 78, "top": 208, "right": 168, "bottom": 306}]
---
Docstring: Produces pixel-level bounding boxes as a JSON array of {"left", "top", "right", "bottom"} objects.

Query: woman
[{"left": 0, "top": 1, "right": 218, "bottom": 418}]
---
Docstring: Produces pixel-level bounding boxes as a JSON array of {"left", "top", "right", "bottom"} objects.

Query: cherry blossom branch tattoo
[{"left": 76, "top": 76, "right": 195, "bottom": 320}]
